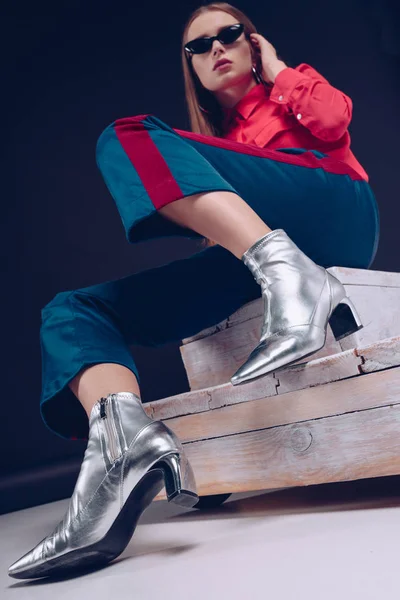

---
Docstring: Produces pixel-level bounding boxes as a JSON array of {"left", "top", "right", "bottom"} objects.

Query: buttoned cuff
[{"left": 270, "top": 67, "right": 309, "bottom": 106}]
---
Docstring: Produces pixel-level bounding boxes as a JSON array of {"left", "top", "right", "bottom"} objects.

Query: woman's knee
[
  {"left": 41, "top": 290, "right": 74, "bottom": 315},
  {"left": 41, "top": 289, "right": 99, "bottom": 329}
]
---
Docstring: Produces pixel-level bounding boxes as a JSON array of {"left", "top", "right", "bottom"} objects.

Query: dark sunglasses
[{"left": 184, "top": 23, "right": 245, "bottom": 55}]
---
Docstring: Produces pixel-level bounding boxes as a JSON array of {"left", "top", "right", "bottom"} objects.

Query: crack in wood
[{"left": 181, "top": 401, "right": 400, "bottom": 446}]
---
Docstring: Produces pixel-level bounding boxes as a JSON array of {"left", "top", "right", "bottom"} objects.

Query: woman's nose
[{"left": 212, "top": 39, "right": 225, "bottom": 53}]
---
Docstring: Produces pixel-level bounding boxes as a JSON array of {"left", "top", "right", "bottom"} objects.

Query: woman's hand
[{"left": 249, "top": 33, "right": 288, "bottom": 84}]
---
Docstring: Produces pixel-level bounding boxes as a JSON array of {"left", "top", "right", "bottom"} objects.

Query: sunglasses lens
[
  {"left": 186, "top": 39, "right": 210, "bottom": 54},
  {"left": 219, "top": 24, "right": 244, "bottom": 44}
]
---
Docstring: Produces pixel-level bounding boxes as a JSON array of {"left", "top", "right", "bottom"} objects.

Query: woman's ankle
[{"left": 68, "top": 363, "right": 141, "bottom": 419}]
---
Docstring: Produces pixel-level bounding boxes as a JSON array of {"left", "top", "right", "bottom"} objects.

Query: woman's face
[{"left": 186, "top": 11, "right": 254, "bottom": 93}]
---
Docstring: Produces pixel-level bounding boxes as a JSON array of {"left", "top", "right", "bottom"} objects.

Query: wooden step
[
  {"left": 179, "top": 266, "right": 400, "bottom": 390},
  {"left": 146, "top": 335, "right": 400, "bottom": 501}
]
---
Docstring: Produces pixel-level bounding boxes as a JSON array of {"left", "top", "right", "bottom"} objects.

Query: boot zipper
[{"left": 99, "top": 395, "right": 121, "bottom": 462}]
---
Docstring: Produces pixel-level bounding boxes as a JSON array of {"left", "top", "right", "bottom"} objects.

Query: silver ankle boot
[
  {"left": 8, "top": 392, "right": 198, "bottom": 579},
  {"left": 231, "top": 229, "right": 363, "bottom": 385}
]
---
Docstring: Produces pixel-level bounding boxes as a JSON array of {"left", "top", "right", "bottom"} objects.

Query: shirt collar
[{"left": 221, "top": 83, "right": 269, "bottom": 128}]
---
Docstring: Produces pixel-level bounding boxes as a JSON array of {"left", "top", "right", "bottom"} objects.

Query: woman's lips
[{"left": 215, "top": 61, "right": 232, "bottom": 71}]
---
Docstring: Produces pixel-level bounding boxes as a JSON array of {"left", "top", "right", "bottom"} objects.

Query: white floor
[{"left": 2, "top": 477, "right": 400, "bottom": 600}]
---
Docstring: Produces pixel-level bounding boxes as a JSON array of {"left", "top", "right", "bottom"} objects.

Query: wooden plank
[
  {"left": 154, "top": 402, "right": 400, "bottom": 500},
  {"left": 338, "top": 285, "right": 400, "bottom": 351},
  {"left": 272, "top": 348, "right": 362, "bottom": 394},
  {"left": 357, "top": 335, "right": 400, "bottom": 373},
  {"left": 152, "top": 365, "right": 400, "bottom": 444},
  {"left": 326, "top": 266, "right": 400, "bottom": 287},
  {"left": 143, "top": 372, "right": 277, "bottom": 421},
  {"left": 144, "top": 336, "right": 400, "bottom": 423}
]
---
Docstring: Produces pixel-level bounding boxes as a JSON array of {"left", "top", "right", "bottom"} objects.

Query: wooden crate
[{"left": 144, "top": 267, "right": 400, "bottom": 501}]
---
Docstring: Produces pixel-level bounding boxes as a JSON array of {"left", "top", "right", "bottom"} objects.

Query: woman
[{"left": 9, "top": 2, "right": 380, "bottom": 579}]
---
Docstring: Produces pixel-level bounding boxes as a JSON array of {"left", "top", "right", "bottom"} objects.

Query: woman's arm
[{"left": 269, "top": 63, "right": 353, "bottom": 142}]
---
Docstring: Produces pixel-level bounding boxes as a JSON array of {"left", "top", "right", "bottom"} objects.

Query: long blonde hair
[{"left": 181, "top": 3, "right": 262, "bottom": 249}]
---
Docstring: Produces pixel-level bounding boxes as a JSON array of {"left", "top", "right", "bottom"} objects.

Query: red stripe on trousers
[
  {"left": 173, "top": 128, "right": 364, "bottom": 181},
  {"left": 114, "top": 115, "right": 184, "bottom": 209}
]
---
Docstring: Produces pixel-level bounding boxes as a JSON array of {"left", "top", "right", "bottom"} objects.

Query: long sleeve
[{"left": 269, "top": 63, "right": 353, "bottom": 142}]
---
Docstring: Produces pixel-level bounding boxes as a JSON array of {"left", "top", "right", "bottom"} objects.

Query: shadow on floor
[{"left": 159, "top": 474, "right": 400, "bottom": 523}]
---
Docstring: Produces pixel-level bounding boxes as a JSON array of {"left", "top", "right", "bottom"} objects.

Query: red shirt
[{"left": 221, "top": 63, "right": 369, "bottom": 182}]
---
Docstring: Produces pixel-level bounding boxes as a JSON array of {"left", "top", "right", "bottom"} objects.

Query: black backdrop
[{"left": 2, "top": 0, "right": 399, "bottom": 513}]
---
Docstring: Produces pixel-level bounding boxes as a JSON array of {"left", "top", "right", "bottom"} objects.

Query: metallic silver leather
[
  {"left": 231, "top": 229, "right": 363, "bottom": 385},
  {"left": 8, "top": 392, "right": 198, "bottom": 579}
]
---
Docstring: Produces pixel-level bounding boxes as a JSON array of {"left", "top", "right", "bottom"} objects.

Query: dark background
[{"left": 2, "top": 0, "right": 399, "bottom": 513}]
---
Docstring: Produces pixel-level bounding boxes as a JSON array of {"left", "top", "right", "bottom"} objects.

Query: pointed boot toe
[
  {"left": 8, "top": 541, "right": 48, "bottom": 579},
  {"left": 230, "top": 324, "right": 326, "bottom": 385}
]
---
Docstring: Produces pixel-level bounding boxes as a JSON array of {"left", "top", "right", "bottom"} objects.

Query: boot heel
[
  {"left": 157, "top": 452, "right": 199, "bottom": 508},
  {"left": 329, "top": 296, "right": 363, "bottom": 341}
]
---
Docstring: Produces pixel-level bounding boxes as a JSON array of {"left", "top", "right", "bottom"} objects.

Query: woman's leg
[
  {"left": 159, "top": 190, "right": 272, "bottom": 259},
  {"left": 40, "top": 244, "right": 260, "bottom": 442},
  {"left": 68, "top": 363, "right": 140, "bottom": 420},
  {"left": 68, "top": 186, "right": 273, "bottom": 421}
]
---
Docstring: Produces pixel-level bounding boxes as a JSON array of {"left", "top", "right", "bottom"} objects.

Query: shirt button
[
  {"left": 278, "top": 95, "right": 284, "bottom": 101},
  {"left": 297, "top": 113, "right": 302, "bottom": 120}
]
